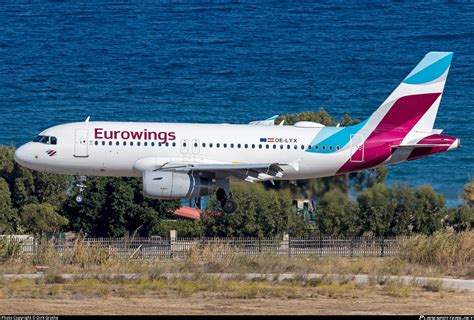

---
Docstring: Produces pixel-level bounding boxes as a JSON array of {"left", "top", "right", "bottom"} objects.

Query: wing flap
[{"left": 155, "top": 162, "right": 284, "bottom": 181}]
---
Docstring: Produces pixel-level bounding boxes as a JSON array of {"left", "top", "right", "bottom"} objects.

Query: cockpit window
[{"left": 33, "top": 135, "right": 57, "bottom": 145}]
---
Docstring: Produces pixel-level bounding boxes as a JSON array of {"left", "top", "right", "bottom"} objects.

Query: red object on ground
[{"left": 174, "top": 206, "right": 202, "bottom": 220}]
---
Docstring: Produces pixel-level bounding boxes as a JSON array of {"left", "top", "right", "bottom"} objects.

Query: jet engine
[{"left": 142, "top": 171, "right": 212, "bottom": 199}]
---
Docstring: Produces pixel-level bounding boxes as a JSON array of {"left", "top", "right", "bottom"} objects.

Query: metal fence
[{"left": 16, "top": 233, "right": 401, "bottom": 260}]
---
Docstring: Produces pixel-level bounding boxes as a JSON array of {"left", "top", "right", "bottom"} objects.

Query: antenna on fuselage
[{"left": 85, "top": 116, "right": 90, "bottom": 122}]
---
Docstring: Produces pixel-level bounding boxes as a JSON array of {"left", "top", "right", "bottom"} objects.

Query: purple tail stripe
[{"left": 337, "top": 93, "right": 441, "bottom": 174}]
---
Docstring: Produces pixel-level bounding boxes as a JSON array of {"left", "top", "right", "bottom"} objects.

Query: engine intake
[{"left": 143, "top": 171, "right": 211, "bottom": 199}]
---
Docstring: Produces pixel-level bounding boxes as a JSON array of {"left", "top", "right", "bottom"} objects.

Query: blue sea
[{"left": 0, "top": 1, "right": 473, "bottom": 207}]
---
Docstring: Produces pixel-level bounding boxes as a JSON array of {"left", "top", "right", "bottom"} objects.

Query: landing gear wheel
[
  {"left": 221, "top": 198, "right": 238, "bottom": 214},
  {"left": 76, "top": 194, "right": 84, "bottom": 203}
]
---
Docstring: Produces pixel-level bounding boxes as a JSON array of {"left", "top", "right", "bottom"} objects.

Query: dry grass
[
  {"left": 0, "top": 273, "right": 465, "bottom": 302},
  {"left": 0, "top": 232, "right": 472, "bottom": 278},
  {"left": 399, "top": 231, "right": 474, "bottom": 276}
]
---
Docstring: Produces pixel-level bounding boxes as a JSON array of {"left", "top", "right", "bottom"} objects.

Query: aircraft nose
[{"left": 14, "top": 144, "right": 35, "bottom": 167}]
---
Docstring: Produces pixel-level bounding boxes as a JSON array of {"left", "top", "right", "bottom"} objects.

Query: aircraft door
[
  {"left": 191, "top": 139, "right": 200, "bottom": 154},
  {"left": 74, "top": 129, "right": 89, "bottom": 158},
  {"left": 349, "top": 133, "right": 364, "bottom": 162},
  {"left": 180, "top": 139, "right": 189, "bottom": 154}
]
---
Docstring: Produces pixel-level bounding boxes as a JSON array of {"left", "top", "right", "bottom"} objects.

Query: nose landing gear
[{"left": 75, "top": 176, "right": 87, "bottom": 203}]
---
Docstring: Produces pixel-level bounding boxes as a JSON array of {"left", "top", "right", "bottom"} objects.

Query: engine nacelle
[{"left": 142, "top": 171, "right": 212, "bottom": 199}]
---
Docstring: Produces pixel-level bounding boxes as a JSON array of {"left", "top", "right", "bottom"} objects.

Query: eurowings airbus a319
[{"left": 14, "top": 52, "right": 460, "bottom": 213}]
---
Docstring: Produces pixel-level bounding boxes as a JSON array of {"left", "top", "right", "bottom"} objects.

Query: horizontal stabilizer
[{"left": 391, "top": 144, "right": 451, "bottom": 149}]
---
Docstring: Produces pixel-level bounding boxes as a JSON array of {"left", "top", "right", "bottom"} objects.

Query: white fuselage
[{"left": 15, "top": 121, "right": 361, "bottom": 180}]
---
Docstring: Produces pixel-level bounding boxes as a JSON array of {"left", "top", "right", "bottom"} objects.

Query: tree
[
  {"left": 1, "top": 145, "right": 70, "bottom": 209},
  {"left": 0, "top": 146, "right": 15, "bottom": 185},
  {"left": 315, "top": 189, "right": 360, "bottom": 237},
  {"left": 445, "top": 205, "right": 474, "bottom": 232},
  {"left": 61, "top": 176, "right": 180, "bottom": 237},
  {"left": 388, "top": 184, "right": 418, "bottom": 235},
  {"left": 411, "top": 185, "right": 445, "bottom": 234},
  {"left": 202, "top": 183, "right": 310, "bottom": 237},
  {"left": 153, "top": 219, "right": 203, "bottom": 237},
  {"left": 357, "top": 183, "right": 395, "bottom": 237},
  {"left": 350, "top": 167, "right": 388, "bottom": 192},
  {"left": 463, "top": 181, "right": 474, "bottom": 207},
  {"left": 20, "top": 203, "right": 68, "bottom": 236},
  {"left": 0, "top": 178, "right": 16, "bottom": 233}
]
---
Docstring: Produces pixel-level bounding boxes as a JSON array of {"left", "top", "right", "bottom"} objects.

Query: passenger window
[
  {"left": 130, "top": 142, "right": 134, "bottom": 146},
  {"left": 336, "top": 146, "right": 340, "bottom": 150},
  {"left": 194, "top": 142, "right": 198, "bottom": 147},
  {"left": 251, "top": 144, "right": 255, "bottom": 149},
  {"left": 287, "top": 145, "right": 290, "bottom": 149},
  {"left": 301, "top": 145, "right": 305, "bottom": 150},
  {"left": 216, "top": 143, "right": 220, "bottom": 148},
  {"left": 209, "top": 143, "right": 213, "bottom": 148},
  {"left": 151, "top": 142, "right": 155, "bottom": 147},
  {"left": 183, "top": 142, "right": 187, "bottom": 147},
  {"left": 280, "top": 145, "right": 284, "bottom": 149},
  {"left": 294, "top": 145, "right": 298, "bottom": 150},
  {"left": 95, "top": 141, "right": 98, "bottom": 146},
  {"left": 123, "top": 141, "right": 127, "bottom": 146},
  {"left": 329, "top": 146, "right": 333, "bottom": 150},
  {"left": 165, "top": 142, "right": 169, "bottom": 147},
  {"left": 244, "top": 144, "right": 248, "bottom": 149},
  {"left": 266, "top": 145, "right": 269, "bottom": 149},
  {"left": 116, "top": 141, "right": 120, "bottom": 146},
  {"left": 223, "top": 143, "right": 227, "bottom": 148},
  {"left": 273, "top": 145, "right": 277, "bottom": 149},
  {"left": 144, "top": 142, "right": 148, "bottom": 147},
  {"left": 202, "top": 143, "right": 206, "bottom": 148},
  {"left": 322, "top": 146, "right": 326, "bottom": 150},
  {"left": 315, "top": 145, "right": 319, "bottom": 150},
  {"left": 230, "top": 143, "right": 234, "bottom": 148},
  {"left": 237, "top": 144, "right": 241, "bottom": 148},
  {"left": 258, "top": 144, "right": 262, "bottom": 149},
  {"left": 137, "top": 142, "right": 141, "bottom": 146},
  {"left": 109, "top": 141, "right": 113, "bottom": 146}
]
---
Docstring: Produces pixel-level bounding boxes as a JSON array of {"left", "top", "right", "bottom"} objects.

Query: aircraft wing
[{"left": 155, "top": 162, "right": 284, "bottom": 182}]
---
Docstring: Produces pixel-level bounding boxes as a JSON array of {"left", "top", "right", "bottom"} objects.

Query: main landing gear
[
  {"left": 216, "top": 178, "right": 238, "bottom": 214},
  {"left": 75, "top": 175, "right": 87, "bottom": 203}
]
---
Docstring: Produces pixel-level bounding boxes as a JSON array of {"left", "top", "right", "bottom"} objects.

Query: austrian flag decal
[{"left": 46, "top": 149, "right": 57, "bottom": 157}]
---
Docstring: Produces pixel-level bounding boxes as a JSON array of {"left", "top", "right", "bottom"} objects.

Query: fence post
[
  {"left": 170, "top": 230, "right": 177, "bottom": 259},
  {"left": 381, "top": 238, "right": 385, "bottom": 257},
  {"left": 350, "top": 237, "right": 354, "bottom": 258},
  {"left": 282, "top": 233, "right": 290, "bottom": 257}
]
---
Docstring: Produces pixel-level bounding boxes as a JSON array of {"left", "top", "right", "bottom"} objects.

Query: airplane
[{"left": 14, "top": 52, "right": 460, "bottom": 214}]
